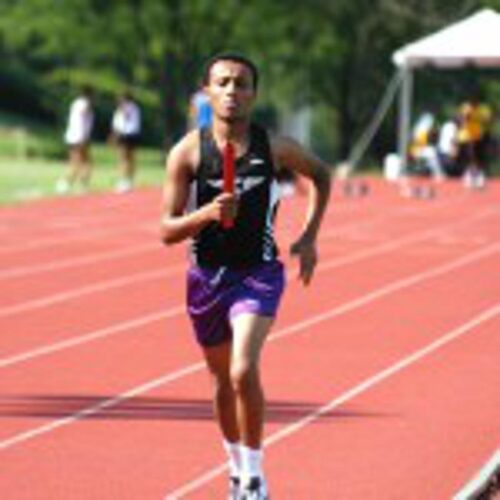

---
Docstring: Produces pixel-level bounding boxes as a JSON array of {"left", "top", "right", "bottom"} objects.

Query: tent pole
[
  {"left": 397, "top": 65, "right": 413, "bottom": 173},
  {"left": 348, "top": 70, "right": 403, "bottom": 170}
]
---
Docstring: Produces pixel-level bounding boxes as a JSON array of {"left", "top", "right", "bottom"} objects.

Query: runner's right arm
[{"left": 160, "top": 133, "right": 237, "bottom": 245}]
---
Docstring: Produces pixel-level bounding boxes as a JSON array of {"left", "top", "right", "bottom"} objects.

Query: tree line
[{"left": 0, "top": 0, "right": 498, "bottom": 161}]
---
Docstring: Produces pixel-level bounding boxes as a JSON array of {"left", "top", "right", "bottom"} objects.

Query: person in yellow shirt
[{"left": 456, "top": 97, "right": 491, "bottom": 188}]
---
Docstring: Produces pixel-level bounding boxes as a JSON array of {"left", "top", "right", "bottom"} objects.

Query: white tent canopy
[
  {"left": 392, "top": 8, "right": 500, "bottom": 170},
  {"left": 394, "top": 9, "right": 500, "bottom": 68}
]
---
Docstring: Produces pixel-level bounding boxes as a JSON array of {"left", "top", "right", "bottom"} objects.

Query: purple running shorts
[{"left": 187, "top": 260, "right": 285, "bottom": 347}]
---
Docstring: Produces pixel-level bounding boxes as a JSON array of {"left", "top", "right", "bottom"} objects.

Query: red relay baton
[{"left": 222, "top": 142, "right": 235, "bottom": 228}]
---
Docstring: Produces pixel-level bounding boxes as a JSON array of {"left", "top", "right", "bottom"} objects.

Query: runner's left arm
[{"left": 272, "top": 136, "right": 333, "bottom": 285}]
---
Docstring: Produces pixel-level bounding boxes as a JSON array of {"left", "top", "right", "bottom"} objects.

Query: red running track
[{"left": 0, "top": 179, "right": 499, "bottom": 499}]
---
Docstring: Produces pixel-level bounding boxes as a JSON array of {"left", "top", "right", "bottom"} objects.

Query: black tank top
[{"left": 190, "top": 124, "right": 280, "bottom": 269}]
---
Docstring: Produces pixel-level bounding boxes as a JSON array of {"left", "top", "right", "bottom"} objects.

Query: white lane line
[
  {"left": 310, "top": 194, "right": 468, "bottom": 241},
  {"left": 0, "top": 243, "right": 497, "bottom": 451},
  {"left": 2, "top": 211, "right": 496, "bottom": 367},
  {"left": 0, "top": 223, "right": 156, "bottom": 254},
  {"left": 0, "top": 207, "right": 495, "bottom": 319},
  {"left": 0, "top": 219, "right": 419, "bottom": 363},
  {"left": 453, "top": 449, "right": 500, "bottom": 500},
  {"left": 0, "top": 307, "right": 184, "bottom": 369},
  {"left": 0, "top": 204, "right": 402, "bottom": 277},
  {"left": 165, "top": 304, "right": 500, "bottom": 498},
  {"left": 0, "top": 188, "right": 158, "bottom": 227},
  {"left": 0, "top": 243, "right": 389, "bottom": 365},
  {"left": 0, "top": 243, "right": 162, "bottom": 279},
  {"left": 0, "top": 265, "right": 183, "bottom": 318},
  {"left": 0, "top": 188, "right": 467, "bottom": 257},
  {"left": 272, "top": 243, "right": 499, "bottom": 342},
  {"left": 0, "top": 194, "right": 142, "bottom": 225},
  {"left": 0, "top": 210, "right": 343, "bottom": 278},
  {"left": 0, "top": 363, "right": 205, "bottom": 452}
]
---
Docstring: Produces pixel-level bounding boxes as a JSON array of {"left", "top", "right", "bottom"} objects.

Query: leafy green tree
[{"left": 0, "top": 0, "right": 498, "bottom": 161}]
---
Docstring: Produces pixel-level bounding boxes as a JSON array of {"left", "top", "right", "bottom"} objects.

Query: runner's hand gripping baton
[{"left": 222, "top": 142, "right": 235, "bottom": 229}]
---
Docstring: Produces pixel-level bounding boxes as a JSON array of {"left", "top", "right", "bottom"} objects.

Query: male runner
[{"left": 161, "top": 53, "right": 332, "bottom": 499}]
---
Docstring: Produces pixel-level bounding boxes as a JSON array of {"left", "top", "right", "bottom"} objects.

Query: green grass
[
  {"left": 1, "top": 113, "right": 498, "bottom": 205},
  {"left": 0, "top": 144, "right": 166, "bottom": 205},
  {"left": 0, "top": 112, "right": 166, "bottom": 205}
]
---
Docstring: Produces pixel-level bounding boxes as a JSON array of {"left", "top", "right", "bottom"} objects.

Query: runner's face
[{"left": 205, "top": 60, "right": 256, "bottom": 122}]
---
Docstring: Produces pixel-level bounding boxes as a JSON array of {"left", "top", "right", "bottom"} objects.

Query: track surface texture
[{"left": 1, "top": 178, "right": 499, "bottom": 499}]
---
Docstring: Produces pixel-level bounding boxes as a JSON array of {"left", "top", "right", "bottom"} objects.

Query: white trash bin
[{"left": 384, "top": 153, "right": 402, "bottom": 182}]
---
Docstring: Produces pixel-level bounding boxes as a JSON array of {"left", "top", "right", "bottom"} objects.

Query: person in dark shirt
[{"left": 160, "top": 53, "right": 332, "bottom": 499}]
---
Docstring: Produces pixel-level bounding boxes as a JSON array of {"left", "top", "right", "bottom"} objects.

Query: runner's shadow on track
[{"left": 0, "top": 394, "right": 393, "bottom": 423}]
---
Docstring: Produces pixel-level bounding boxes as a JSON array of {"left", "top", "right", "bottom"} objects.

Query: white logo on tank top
[
  {"left": 206, "top": 176, "right": 265, "bottom": 195},
  {"left": 250, "top": 158, "right": 265, "bottom": 165}
]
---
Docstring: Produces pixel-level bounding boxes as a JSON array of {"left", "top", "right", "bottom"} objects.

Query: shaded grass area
[
  {"left": 0, "top": 111, "right": 166, "bottom": 205},
  {"left": 0, "top": 144, "right": 165, "bottom": 205}
]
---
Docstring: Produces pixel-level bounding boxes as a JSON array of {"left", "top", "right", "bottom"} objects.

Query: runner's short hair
[{"left": 202, "top": 52, "right": 259, "bottom": 90}]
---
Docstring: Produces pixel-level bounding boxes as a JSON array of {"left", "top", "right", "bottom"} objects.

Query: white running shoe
[
  {"left": 239, "top": 477, "right": 268, "bottom": 500},
  {"left": 228, "top": 476, "right": 240, "bottom": 500}
]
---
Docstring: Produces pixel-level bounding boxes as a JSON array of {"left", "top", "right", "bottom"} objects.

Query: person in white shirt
[
  {"left": 438, "top": 118, "right": 459, "bottom": 176},
  {"left": 57, "top": 86, "right": 94, "bottom": 194},
  {"left": 409, "top": 112, "right": 445, "bottom": 182},
  {"left": 110, "top": 91, "right": 141, "bottom": 193}
]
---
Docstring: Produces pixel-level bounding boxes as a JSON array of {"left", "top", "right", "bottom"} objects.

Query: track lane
[
  {"left": 256, "top": 311, "right": 500, "bottom": 500},
  {"left": 0, "top": 180, "right": 498, "bottom": 499},
  {"left": 0, "top": 237, "right": 496, "bottom": 488},
  {"left": 1, "top": 191, "right": 496, "bottom": 364},
  {"left": 1, "top": 205, "right": 496, "bottom": 366},
  {"left": 1, "top": 250, "right": 498, "bottom": 499}
]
